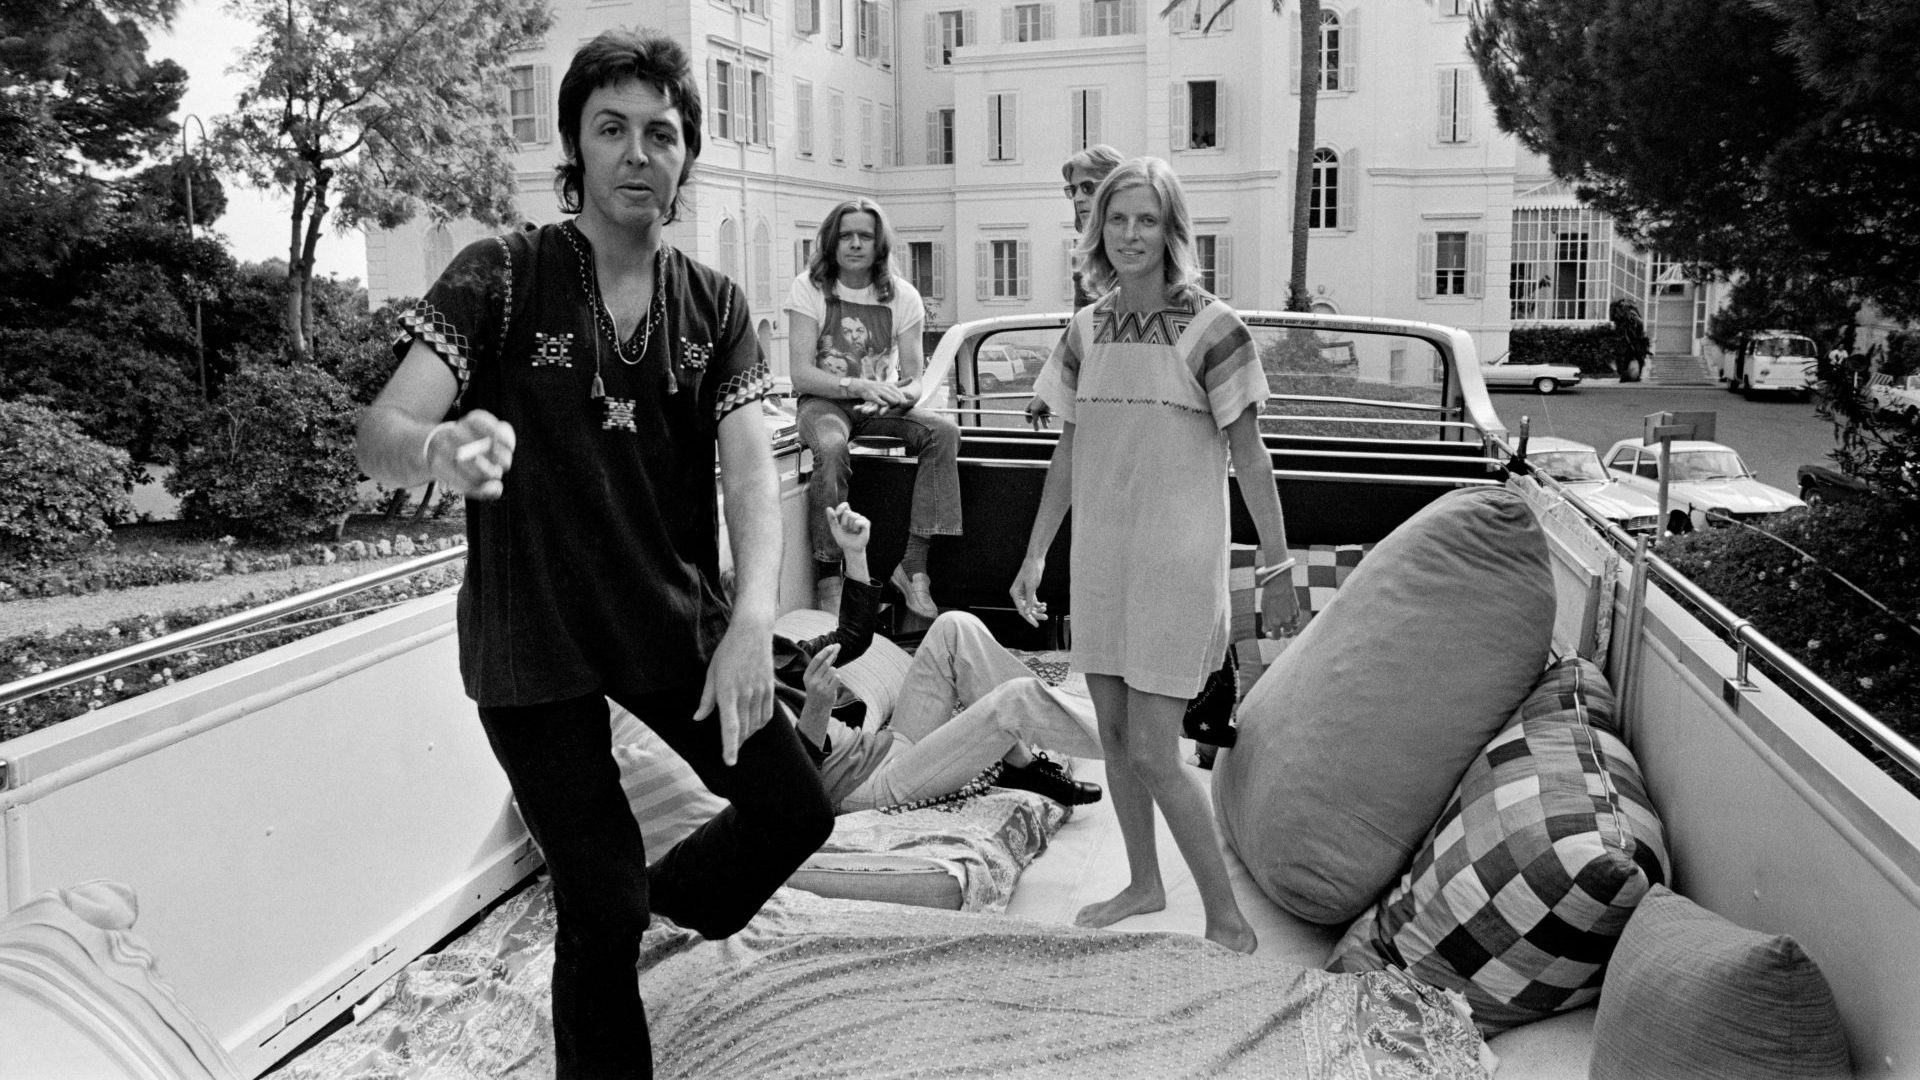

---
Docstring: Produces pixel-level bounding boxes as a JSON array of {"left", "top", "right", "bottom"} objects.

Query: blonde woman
[{"left": 1011, "top": 157, "right": 1299, "bottom": 954}]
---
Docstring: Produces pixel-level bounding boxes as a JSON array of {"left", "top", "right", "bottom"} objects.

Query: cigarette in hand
[{"left": 455, "top": 437, "right": 492, "bottom": 463}]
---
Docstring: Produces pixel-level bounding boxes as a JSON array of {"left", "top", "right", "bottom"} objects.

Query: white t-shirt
[{"left": 785, "top": 274, "right": 927, "bottom": 385}]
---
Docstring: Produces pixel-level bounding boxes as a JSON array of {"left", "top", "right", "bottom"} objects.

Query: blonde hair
[
  {"left": 1073, "top": 157, "right": 1198, "bottom": 300},
  {"left": 808, "top": 197, "right": 898, "bottom": 303}
]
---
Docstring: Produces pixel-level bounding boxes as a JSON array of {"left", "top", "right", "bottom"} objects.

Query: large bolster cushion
[{"left": 1213, "top": 485, "right": 1556, "bottom": 925}]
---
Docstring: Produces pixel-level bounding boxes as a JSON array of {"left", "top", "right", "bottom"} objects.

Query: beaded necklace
[{"left": 562, "top": 222, "right": 671, "bottom": 399}]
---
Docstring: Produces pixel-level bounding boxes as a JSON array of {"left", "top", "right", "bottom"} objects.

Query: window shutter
[
  {"left": 1005, "top": 94, "right": 1018, "bottom": 159},
  {"left": 1340, "top": 9, "right": 1358, "bottom": 90},
  {"left": 1338, "top": 146, "right": 1358, "bottom": 231},
  {"left": 1069, "top": 91, "right": 1084, "bottom": 151},
  {"left": 926, "top": 12, "right": 940, "bottom": 64},
  {"left": 797, "top": 81, "right": 813, "bottom": 154},
  {"left": 707, "top": 60, "right": 720, "bottom": 138},
  {"left": 1289, "top": 20, "right": 1300, "bottom": 94},
  {"left": 1169, "top": 81, "right": 1187, "bottom": 152},
  {"left": 963, "top": 9, "right": 978, "bottom": 47},
  {"left": 1017, "top": 240, "right": 1031, "bottom": 299},
  {"left": 1467, "top": 232, "right": 1486, "bottom": 298},
  {"left": 1285, "top": 147, "right": 1297, "bottom": 227},
  {"left": 1086, "top": 88, "right": 1102, "bottom": 146},
  {"left": 925, "top": 111, "right": 941, "bottom": 163},
  {"left": 880, "top": 2, "right": 893, "bottom": 66},
  {"left": 1216, "top": 234, "right": 1233, "bottom": 298},
  {"left": 1214, "top": 80, "right": 1225, "bottom": 149},
  {"left": 1062, "top": 238, "right": 1077, "bottom": 299},
  {"left": 1080, "top": 0, "right": 1092, "bottom": 36},
  {"left": 798, "top": 0, "right": 815, "bottom": 32},
  {"left": 733, "top": 65, "right": 749, "bottom": 140},
  {"left": 533, "top": 66, "right": 553, "bottom": 143},
  {"left": 1457, "top": 70, "right": 1474, "bottom": 142},
  {"left": 795, "top": 238, "right": 807, "bottom": 280},
  {"left": 1214, "top": 0, "right": 1231, "bottom": 30},
  {"left": 1416, "top": 233, "right": 1435, "bottom": 299},
  {"left": 828, "top": 0, "right": 842, "bottom": 45},
  {"left": 881, "top": 104, "right": 895, "bottom": 165},
  {"left": 987, "top": 95, "right": 1001, "bottom": 159},
  {"left": 1002, "top": 5, "right": 1014, "bottom": 41},
  {"left": 1125, "top": 0, "right": 1138, "bottom": 32},
  {"left": 932, "top": 241, "right": 947, "bottom": 297},
  {"left": 976, "top": 240, "right": 991, "bottom": 299},
  {"left": 1435, "top": 69, "right": 1452, "bottom": 143},
  {"left": 1041, "top": 3, "right": 1055, "bottom": 37}
]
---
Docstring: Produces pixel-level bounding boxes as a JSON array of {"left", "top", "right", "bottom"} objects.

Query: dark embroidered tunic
[{"left": 396, "top": 222, "right": 771, "bottom": 706}]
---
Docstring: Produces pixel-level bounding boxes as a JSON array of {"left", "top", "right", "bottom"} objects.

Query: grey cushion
[
  {"left": 1589, "top": 885, "right": 1852, "bottom": 1080},
  {"left": 1212, "top": 486, "right": 1556, "bottom": 925}
]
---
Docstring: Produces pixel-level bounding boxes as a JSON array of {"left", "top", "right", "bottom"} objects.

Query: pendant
[{"left": 590, "top": 372, "right": 605, "bottom": 399}]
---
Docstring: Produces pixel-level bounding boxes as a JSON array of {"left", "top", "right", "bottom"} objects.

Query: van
[{"left": 1717, "top": 328, "right": 1817, "bottom": 399}]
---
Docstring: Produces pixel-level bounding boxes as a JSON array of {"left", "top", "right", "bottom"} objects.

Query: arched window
[
  {"left": 752, "top": 220, "right": 773, "bottom": 309},
  {"left": 1319, "top": 10, "right": 1342, "bottom": 91},
  {"left": 717, "top": 218, "right": 739, "bottom": 281},
  {"left": 1309, "top": 148, "right": 1339, "bottom": 230}
]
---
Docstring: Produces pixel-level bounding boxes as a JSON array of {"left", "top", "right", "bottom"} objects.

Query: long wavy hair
[
  {"left": 808, "top": 197, "right": 897, "bottom": 303},
  {"left": 553, "top": 30, "right": 702, "bottom": 223},
  {"left": 1073, "top": 157, "right": 1199, "bottom": 301}
]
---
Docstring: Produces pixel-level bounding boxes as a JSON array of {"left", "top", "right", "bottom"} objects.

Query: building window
[
  {"left": 860, "top": 98, "right": 874, "bottom": 167},
  {"left": 753, "top": 221, "right": 773, "bottom": 308},
  {"left": 796, "top": 80, "right": 814, "bottom": 156},
  {"left": 718, "top": 218, "right": 739, "bottom": 281},
  {"left": 1007, "top": 2, "right": 1051, "bottom": 41},
  {"left": 977, "top": 238, "right": 1030, "bottom": 299},
  {"left": 1196, "top": 233, "right": 1231, "bottom": 297},
  {"left": 1174, "top": 0, "right": 1231, "bottom": 32},
  {"left": 1435, "top": 232, "right": 1467, "bottom": 295},
  {"left": 1319, "top": 10, "right": 1343, "bottom": 90},
  {"left": 794, "top": 236, "right": 816, "bottom": 277},
  {"left": 711, "top": 58, "right": 737, "bottom": 140},
  {"left": 1417, "top": 230, "right": 1484, "bottom": 299},
  {"left": 880, "top": 104, "right": 895, "bottom": 165},
  {"left": 927, "top": 107, "right": 955, "bottom": 163},
  {"left": 856, "top": 0, "right": 878, "bottom": 58},
  {"left": 1438, "top": 0, "right": 1466, "bottom": 15},
  {"left": 987, "top": 92, "right": 1018, "bottom": 161},
  {"left": 1171, "top": 79, "right": 1218, "bottom": 150},
  {"left": 1510, "top": 207, "right": 1619, "bottom": 321},
  {"left": 1309, "top": 147, "right": 1338, "bottom": 229},
  {"left": 749, "top": 69, "right": 770, "bottom": 145},
  {"left": 796, "top": 0, "right": 819, "bottom": 33},
  {"left": 830, "top": 89, "right": 846, "bottom": 163},
  {"left": 909, "top": 240, "right": 947, "bottom": 298},
  {"left": 930, "top": 9, "right": 973, "bottom": 64},
  {"left": 1436, "top": 66, "right": 1473, "bottom": 144},
  {"left": 1069, "top": 88, "right": 1102, "bottom": 152},
  {"left": 1084, "top": 0, "right": 1135, "bottom": 36},
  {"left": 828, "top": 0, "right": 843, "bottom": 47},
  {"left": 506, "top": 65, "right": 551, "bottom": 145}
]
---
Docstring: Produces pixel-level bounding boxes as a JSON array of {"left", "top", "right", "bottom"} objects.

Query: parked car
[
  {"left": 975, "top": 343, "right": 1046, "bottom": 391},
  {"left": 1524, "top": 436, "right": 1662, "bottom": 534},
  {"left": 1480, "top": 355, "right": 1582, "bottom": 394},
  {"left": 1715, "top": 329, "right": 1816, "bottom": 400},
  {"left": 1796, "top": 463, "right": 1875, "bottom": 506},
  {"left": 1867, "top": 373, "right": 1920, "bottom": 421},
  {"left": 1603, "top": 438, "right": 1806, "bottom": 529}
]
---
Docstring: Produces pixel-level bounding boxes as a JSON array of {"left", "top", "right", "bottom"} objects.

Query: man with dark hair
[
  {"left": 355, "top": 28, "right": 831, "bottom": 1079},
  {"left": 1028, "top": 144, "right": 1125, "bottom": 428}
]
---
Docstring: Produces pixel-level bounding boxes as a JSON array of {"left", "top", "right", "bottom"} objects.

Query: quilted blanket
[{"left": 279, "top": 884, "right": 1490, "bottom": 1080}]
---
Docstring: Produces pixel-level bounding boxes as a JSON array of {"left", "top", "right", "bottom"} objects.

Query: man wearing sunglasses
[{"left": 1029, "top": 144, "right": 1125, "bottom": 428}]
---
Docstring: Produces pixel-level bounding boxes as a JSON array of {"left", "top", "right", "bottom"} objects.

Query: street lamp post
[{"left": 180, "top": 114, "right": 209, "bottom": 400}]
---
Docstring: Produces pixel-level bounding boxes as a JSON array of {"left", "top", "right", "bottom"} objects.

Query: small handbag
[{"left": 1182, "top": 645, "right": 1240, "bottom": 748}]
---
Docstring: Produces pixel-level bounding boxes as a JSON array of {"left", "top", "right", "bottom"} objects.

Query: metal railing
[{"left": 0, "top": 547, "right": 468, "bottom": 713}]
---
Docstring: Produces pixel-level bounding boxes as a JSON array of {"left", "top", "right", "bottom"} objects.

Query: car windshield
[
  {"left": 1755, "top": 337, "right": 1816, "bottom": 358},
  {"left": 1534, "top": 450, "right": 1608, "bottom": 482},
  {"left": 1670, "top": 450, "right": 1749, "bottom": 481}
]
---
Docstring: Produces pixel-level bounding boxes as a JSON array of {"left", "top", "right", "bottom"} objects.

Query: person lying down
[{"left": 774, "top": 503, "right": 1106, "bottom": 813}]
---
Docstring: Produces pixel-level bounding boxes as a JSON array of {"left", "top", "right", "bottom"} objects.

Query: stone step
[{"left": 1645, "top": 354, "right": 1718, "bottom": 387}]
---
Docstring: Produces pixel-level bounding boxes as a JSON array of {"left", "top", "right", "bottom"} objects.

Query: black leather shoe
[{"left": 994, "top": 754, "right": 1103, "bottom": 806}]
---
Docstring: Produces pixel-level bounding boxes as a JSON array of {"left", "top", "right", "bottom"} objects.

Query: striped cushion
[
  {"left": 1326, "top": 656, "right": 1669, "bottom": 1034},
  {"left": 0, "top": 881, "right": 240, "bottom": 1079},
  {"left": 608, "top": 705, "right": 728, "bottom": 860}
]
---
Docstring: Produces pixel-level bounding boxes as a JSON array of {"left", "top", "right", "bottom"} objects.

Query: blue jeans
[
  {"left": 478, "top": 685, "right": 832, "bottom": 1079},
  {"left": 795, "top": 395, "right": 963, "bottom": 564}
]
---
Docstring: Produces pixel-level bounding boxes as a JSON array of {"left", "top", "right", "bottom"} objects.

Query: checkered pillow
[
  {"left": 1325, "top": 656, "right": 1669, "bottom": 1035},
  {"left": 1228, "top": 543, "right": 1372, "bottom": 688}
]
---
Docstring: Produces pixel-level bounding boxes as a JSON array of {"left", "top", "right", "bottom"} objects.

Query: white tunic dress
[{"left": 1033, "top": 288, "right": 1269, "bottom": 698}]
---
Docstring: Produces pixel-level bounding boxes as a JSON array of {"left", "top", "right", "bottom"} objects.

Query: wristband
[
  {"left": 1255, "top": 557, "right": 1296, "bottom": 586},
  {"left": 421, "top": 421, "right": 457, "bottom": 471}
]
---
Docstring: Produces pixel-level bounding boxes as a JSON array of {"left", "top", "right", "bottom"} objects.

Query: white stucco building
[{"left": 367, "top": 0, "right": 1712, "bottom": 378}]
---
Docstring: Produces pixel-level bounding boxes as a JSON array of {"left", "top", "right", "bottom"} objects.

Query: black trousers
[{"left": 478, "top": 683, "right": 834, "bottom": 1079}]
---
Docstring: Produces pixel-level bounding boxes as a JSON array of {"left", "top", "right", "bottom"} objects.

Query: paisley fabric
[{"left": 279, "top": 884, "right": 1492, "bottom": 1080}]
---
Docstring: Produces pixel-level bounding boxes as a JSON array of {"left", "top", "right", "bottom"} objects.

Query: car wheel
[
  {"left": 978, "top": 373, "right": 1000, "bottom": 392},
  {"left": 1533, "top": 377, "right": 1558, "bottom": 394},
  {"left": 1740, "top": 375, "right": 1754, "bottom": 399},
  {"left": 1801, "top": 484, "right": 1824, "bottom": 506}
]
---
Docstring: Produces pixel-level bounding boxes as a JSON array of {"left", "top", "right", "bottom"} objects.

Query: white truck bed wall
[
  {"left": 0, "top": 593, "right": 534, "bottom": 1079},
  {"left": 1608, "top": 568, "right": 1920, "bottom": 1078}
]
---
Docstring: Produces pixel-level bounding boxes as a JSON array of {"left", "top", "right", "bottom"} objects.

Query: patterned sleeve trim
[
  {"left": 716, "top": 358, "right": 773, "bottom": 421},
  {"left": 397, "top": 303, "right": 473, "bottom": 404}
]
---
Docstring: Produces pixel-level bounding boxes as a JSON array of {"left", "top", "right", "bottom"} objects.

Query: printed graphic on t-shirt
[{"left": 820, "top": 297, "right": 898, "bottom": 384}]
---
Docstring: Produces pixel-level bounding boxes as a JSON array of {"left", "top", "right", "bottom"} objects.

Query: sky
[{"left": 146, "top": 0, "right": 370, "bottom": 283}]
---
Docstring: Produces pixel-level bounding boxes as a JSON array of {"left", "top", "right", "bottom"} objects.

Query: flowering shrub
[
  {"left": 0, "top": 399, "right": 136, "bottom": 562},
  {"left": 1661, "top": 503, "right": 1920, "bottom": 787},
  {"left": 1, "top": 562, "right": 463, "bottom": 742},
  {"left": 166, "top": 358, "right": 362, "bottom": 540},
  {"left": 0, "top": 530, "right": 462, "bottom": 600}
]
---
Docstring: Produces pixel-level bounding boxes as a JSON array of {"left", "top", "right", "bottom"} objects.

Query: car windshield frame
[
  {"left": 1669, "top": 449, "right": 1750, "bottom": 482},
  {"left": 1534, "top": 450, "right": 1609, "bottom": 483}
]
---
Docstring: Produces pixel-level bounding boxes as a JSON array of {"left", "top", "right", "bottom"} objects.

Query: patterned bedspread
[{"left": 280, "top": 883, "right": 1490, "bottom": 1080}]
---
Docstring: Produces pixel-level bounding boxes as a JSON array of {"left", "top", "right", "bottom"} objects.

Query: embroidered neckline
[{"left": 561, "top": 220, "right": 676, "bottom": 400}]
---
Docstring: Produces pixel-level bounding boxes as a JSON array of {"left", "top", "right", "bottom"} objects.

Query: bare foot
[
  {"left": 1074, "top": 884, "right": 1166, "bottom": 928},
  {"left": 1205, "top": 917, "right": 1258, "bottom": 955}
]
